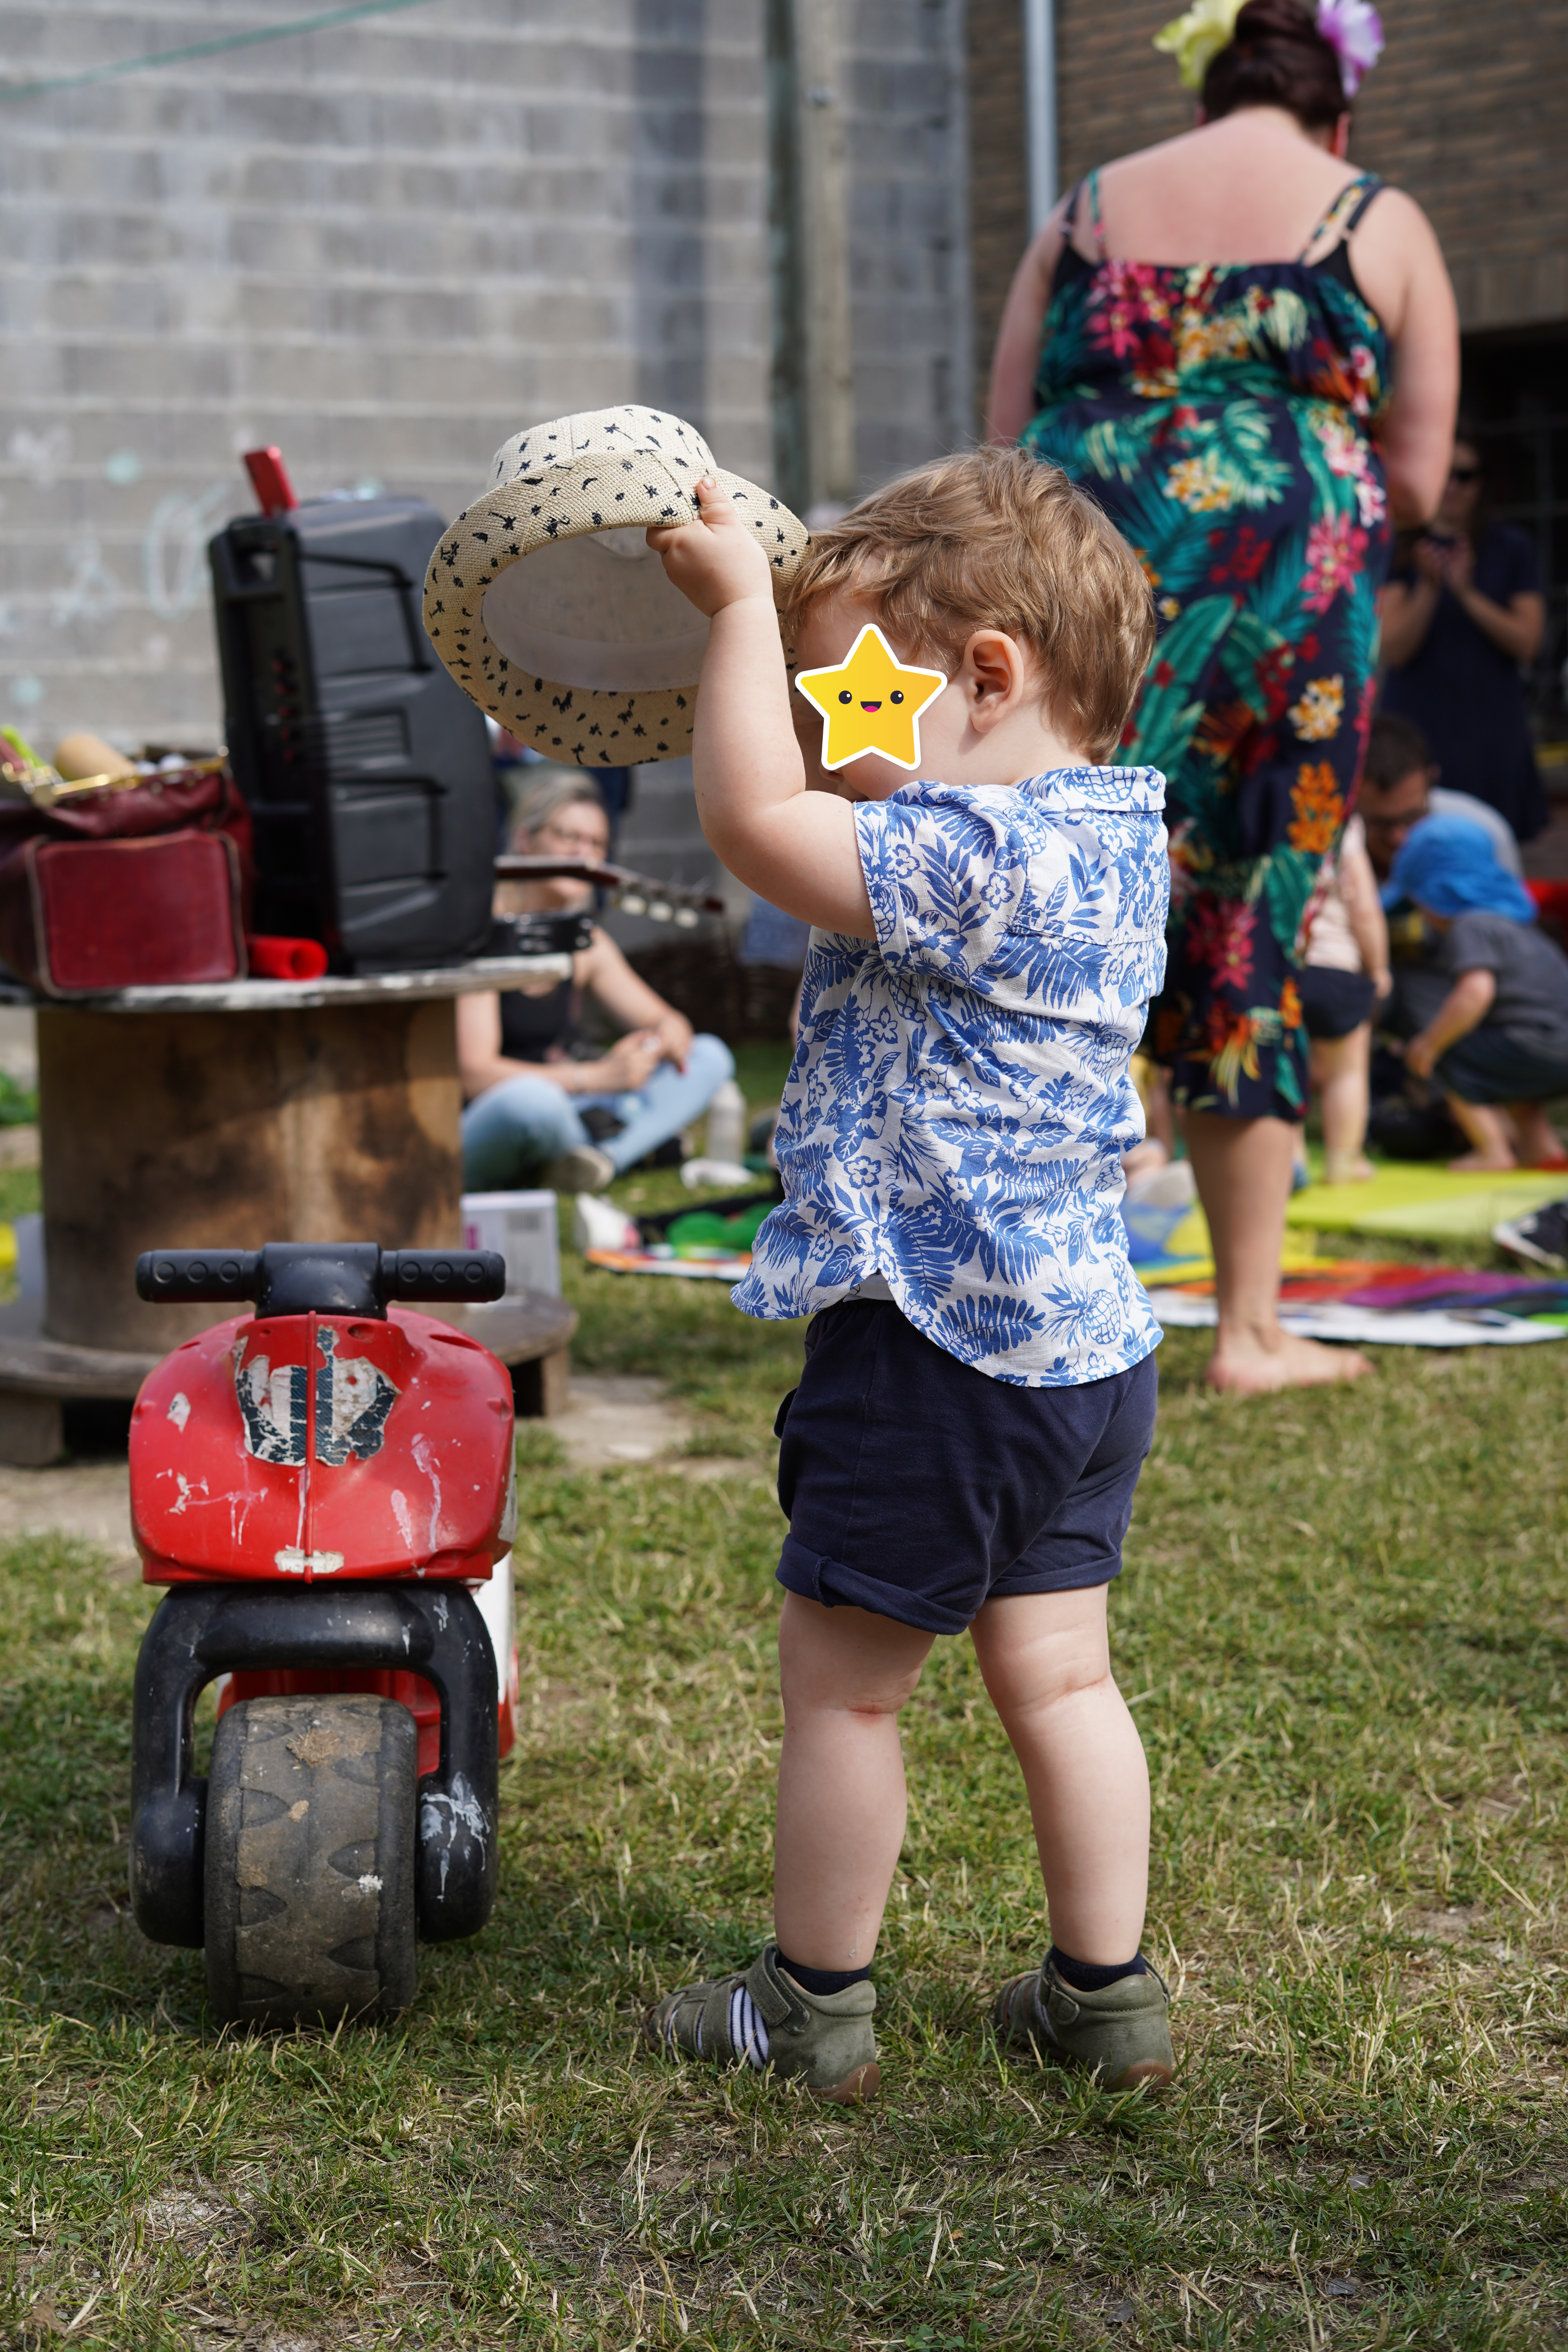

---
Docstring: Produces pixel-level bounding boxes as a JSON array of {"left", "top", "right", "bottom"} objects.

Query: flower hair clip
[
  {"left": 1153, "top": 0, "right": 1245, "bottom": 91},
  {"left": 1154, "top": 0, "right": 1384, "bottom": 97},
  {"left": 1314, "top": 0, "right": 1383, "bottom": 95}
]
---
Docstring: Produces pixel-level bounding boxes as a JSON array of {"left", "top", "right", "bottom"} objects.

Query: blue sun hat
[{"left": 1381, "top": 813, "right": 1538, "bottom": 923}]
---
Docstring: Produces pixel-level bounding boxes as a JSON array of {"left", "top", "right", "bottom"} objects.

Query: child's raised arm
[{"left": 649, "top": 479, "right": 874, "bottom": 936}]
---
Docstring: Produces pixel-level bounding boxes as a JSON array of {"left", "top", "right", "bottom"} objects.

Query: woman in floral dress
[{"left": 989, "top": 0, "right": 1457, "bottom": 1390}]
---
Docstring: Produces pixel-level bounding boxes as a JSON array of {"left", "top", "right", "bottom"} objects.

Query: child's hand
[{"left": 648, "top": 476, "right": 774, "bottom": 618}]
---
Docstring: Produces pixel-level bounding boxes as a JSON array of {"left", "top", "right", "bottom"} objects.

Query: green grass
[
  {"left": 5, "top": 1048, "right": 1568, "bottom": 2344},
  {"left": 4, "top": 1298, "right": 1568, "bottom": 2345}
]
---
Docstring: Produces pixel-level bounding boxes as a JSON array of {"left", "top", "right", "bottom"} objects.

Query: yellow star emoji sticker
[{"left": 795, "top": 622, "right": 947, "bottom": 772}]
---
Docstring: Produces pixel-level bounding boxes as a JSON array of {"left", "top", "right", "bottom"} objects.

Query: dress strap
[
  {"left": 1298, "top": 171, "right": 1383, "bottom": 264},
  {"left": 1085, "top": 167, "right": 1107, "bottom": 258}
]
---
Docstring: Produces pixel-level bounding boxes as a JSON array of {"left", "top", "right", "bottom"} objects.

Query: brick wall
[
  {"left": 0, "top": 0, "right": 969, "bottom": 766},
  {"left": 965, "top": 0, "right": 1568, "bottom": 400},
  {"left": 1350, "top": 0, "right": 1568, "bottom": 333}
]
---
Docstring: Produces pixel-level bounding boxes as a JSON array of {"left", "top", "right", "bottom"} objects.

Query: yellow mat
[
  {"left": 1136, "top": 1204, "right": 1338, "bottom": 1289},
  {"left": 1283, "top": 1165, "right": 1568, "bottom": 1241}
]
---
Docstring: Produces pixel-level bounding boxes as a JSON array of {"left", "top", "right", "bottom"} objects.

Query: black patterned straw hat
[{"left": 423, "top": 406, "right": 811, "bottom": 767}]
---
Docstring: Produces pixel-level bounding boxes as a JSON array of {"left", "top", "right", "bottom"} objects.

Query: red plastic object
[
  {"left": 131, "top": 1306, "right": 515, "bottom": 1587},
  {"left": 243, "top": 445, "right": 298, "bottom": 518},
  {"left": 1525, "top": 878, "right": 1568, "bottom": 929},
  {"left": 247, "top": 932, "right": 328, "bottom": 980},
  {"left": 18, "top": 831, "right": 244, "bottom": 992},
  {"left": 133, "top": 1294, "right": 521, "bottom": 1773}
]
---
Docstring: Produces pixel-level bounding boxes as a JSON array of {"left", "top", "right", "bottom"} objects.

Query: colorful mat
[
  {"left": 1283, "top": 1164, "right": 1568, "bottom": 1242},
  {"left": 585, "top": 1246, "right": 751, "bottom": 1281},
  {"left": 1148, "top": 1293, "right": 1564, "bottom": 1345}
]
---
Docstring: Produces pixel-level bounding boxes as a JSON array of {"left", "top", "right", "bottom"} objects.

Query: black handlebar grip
[
  {"left": 379, "top": 1249, "right": 506, "bottom": 1303},
  {"left": 135, "top": 1243, "right": 506, "bottom": 1313},
  {"left": 137, "top": 1249, "right": 260, "bottom": 1303}
]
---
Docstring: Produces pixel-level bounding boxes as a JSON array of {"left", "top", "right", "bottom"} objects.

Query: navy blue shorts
[
  {"left": 775, "top": 1302, "right": 1159, "bottom": 1637},
  {"left": 1437, "top": 1025, "right": 1568, "bottom": 1106}
]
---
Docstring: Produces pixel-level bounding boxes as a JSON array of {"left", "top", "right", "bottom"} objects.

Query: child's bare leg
[
  {"left": 969, "top": 1586, "right": 1147, "bottom": 1962},
  {"left": 1312, "top": 1024, "right": 1376, "bottom": 1183},
  {"left": 773, "top": 1593, "right": 934, "bottom": 1971},
  {"left": 1444, "top": 1092, "right": 1516, "bottom": 1171}
]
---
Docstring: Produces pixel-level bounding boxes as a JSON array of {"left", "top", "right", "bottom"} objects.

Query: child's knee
[{"left": 779, "top": 1595, "right": 931, "bottom": 1716}]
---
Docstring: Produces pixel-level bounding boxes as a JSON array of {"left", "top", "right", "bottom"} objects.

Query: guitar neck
[{"left": 493, "top": 856, "right": 726, "bottom": 918}]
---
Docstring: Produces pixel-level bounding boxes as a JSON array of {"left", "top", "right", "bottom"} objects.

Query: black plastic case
[{"left": 209, "top": 497, "right": 495, "bottom": 971}]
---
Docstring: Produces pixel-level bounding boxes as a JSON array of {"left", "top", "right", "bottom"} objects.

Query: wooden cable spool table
[{"left": 0, "top": 957, "right": 579, "bottom": 1465}]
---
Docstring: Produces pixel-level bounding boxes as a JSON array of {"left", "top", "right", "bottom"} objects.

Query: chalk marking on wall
[
  {"left": 51, "top": 539, "right": 121, "bottom": 630},
  {"left": 7, "top": 427, "right": 71, "bottom": 487},
  {"left": 144, "top": 485, "right": 234, "bottom": 621}
]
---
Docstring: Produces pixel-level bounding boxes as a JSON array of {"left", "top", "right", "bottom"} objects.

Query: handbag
[{"left": 0, "top": 759, "right": 254, "bottom": 996}]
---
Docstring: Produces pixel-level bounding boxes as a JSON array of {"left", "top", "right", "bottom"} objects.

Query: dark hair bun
[{"left": 1202, "top": 0, "right": 1348, "bottom": 129}]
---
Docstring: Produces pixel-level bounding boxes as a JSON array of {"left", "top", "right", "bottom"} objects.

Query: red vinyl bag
[{"left": 0, "top": 762, "right": 253, "bottom": 996}]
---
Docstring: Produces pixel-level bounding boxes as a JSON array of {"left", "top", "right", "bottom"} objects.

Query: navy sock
[
  {"left": 1047, "top": 1945, "right": 1147, "bottom": 1993},
  {"left": 775, "top": 1949, "right": 872, "bottom": 1998}
]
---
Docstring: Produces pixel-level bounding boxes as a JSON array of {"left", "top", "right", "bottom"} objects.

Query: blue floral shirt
[{"left": 732, "top": 766, "right": 1170, "bottom": 1386}]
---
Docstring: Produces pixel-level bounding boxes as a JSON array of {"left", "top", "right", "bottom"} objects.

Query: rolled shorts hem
[{"left": 775, "top": 1532, "right": 1122, "bottom": 1637}]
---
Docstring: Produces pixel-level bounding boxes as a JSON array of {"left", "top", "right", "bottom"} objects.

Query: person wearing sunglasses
[{"left": 1379, "top": 432, "right": 1548, "bottom": 842}]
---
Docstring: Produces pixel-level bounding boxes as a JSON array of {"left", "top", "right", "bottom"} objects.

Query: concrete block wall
[{"left": 0, "top": 0, "right": 969, "bottom": 778}]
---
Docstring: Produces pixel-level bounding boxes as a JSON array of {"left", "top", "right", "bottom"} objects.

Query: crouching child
[{"left": 643, "top": 447, "right": 1172, "bottom": 2098}]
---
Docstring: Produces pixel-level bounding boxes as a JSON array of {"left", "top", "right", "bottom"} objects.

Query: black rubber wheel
[{"left": 204, "top": 1694, "right": 418, "bottom": 2026}]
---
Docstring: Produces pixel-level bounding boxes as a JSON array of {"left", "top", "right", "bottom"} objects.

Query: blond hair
[
  {"left": 508, "top": 768, "right": 608, "bottom": 846},
  {"left": 783, "top": 447, "right": 1154, "bottom": 763}
]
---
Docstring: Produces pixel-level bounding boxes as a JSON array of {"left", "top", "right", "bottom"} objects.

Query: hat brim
[{"left": 424, "top": 458, "right": 810, "bottom": 766}]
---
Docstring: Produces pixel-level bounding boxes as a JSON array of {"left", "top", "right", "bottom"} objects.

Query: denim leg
[
  {"left": 460, "top": 1076, "right": 590, "bottom": 1189},
  {"left": 593, "top": 1034, "right": 736, "bottom": 1174}
]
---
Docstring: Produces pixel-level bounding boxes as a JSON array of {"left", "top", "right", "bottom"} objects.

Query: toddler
[
  {"left": 1299, "top": 812, "right": 1391, "bottom": 1184},
  {"left": 1391, "top": 815, "right": 1568, "bottom": 1171},
  {"left": 642, "top": 448, "right": 1173, "bottom": 2099}
]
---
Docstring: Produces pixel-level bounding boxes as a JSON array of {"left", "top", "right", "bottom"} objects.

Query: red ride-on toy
[{"left": 127, "top": 1243, "right": 519, "bottom": 2026}]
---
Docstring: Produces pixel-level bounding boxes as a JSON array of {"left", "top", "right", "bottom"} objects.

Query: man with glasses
[{"left": 1359, "top": 713, "right": 1523, "bottom": 887}]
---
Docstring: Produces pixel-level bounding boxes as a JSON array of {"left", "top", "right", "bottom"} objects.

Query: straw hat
[{"left": 423, "top": 407, "right": 810, "bottom": 766}]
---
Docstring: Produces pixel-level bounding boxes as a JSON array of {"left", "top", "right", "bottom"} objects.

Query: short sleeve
[
  {"left": 1444, "top": 912, "right": 1508, "bottom": 977},
  {"left": 854, "top": 794, "right": 1030, "bottom": 980},
  {"left": 1486, "top": 525, "right": 1542, "bottom": 603}
]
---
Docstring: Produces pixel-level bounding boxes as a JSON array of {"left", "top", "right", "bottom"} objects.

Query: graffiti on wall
[{"left": 0, "top": 425, "right": 243, "bottom": 741}]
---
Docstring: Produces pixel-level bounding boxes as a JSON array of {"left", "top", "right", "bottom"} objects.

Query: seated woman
[
  {"left": 458, "top": 774, "right": 734, "bottom": 1194},
  {"left": 1389, "top": 816, "right": 1568, "bottom": 1173}
]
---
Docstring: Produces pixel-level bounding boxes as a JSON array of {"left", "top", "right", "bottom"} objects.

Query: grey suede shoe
[
  {"left": 993, "top": 1955, "right": 1174, "bottom": 2091},
  {"left": 541, "top": 1143, "right": 615, "bottom": 1195},
  {"left": 645, "top": 1945, "right": 879, "bottom": 2103}
]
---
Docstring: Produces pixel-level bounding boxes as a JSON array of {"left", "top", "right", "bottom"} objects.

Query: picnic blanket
[{"left": 1283, "top": 1164, "right": 1568, "bottom": 1242}]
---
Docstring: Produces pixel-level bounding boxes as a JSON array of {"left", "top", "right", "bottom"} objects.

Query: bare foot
[
  {"left": 1509, "top": 1107, "right": 1567, "bottom": 1168},
  {"left": 1206, "top": 1327, "right": 1374, "bottom": 1393},
  {"left": 1323, "top": 1151, "right": 1376, "bottom": 1185},
  {"left": 1448, "top": 1149, "right": 1516, "bottom": 1173}
]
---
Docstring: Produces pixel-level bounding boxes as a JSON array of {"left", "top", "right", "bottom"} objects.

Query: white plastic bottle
[{"left": 704, "top": 1077, "right": 747, "bottom": 1167}]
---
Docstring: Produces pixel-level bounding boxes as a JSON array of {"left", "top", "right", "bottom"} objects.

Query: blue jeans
[{"left": 461, "top": 1033, "right": 735, "bottom": 1187}]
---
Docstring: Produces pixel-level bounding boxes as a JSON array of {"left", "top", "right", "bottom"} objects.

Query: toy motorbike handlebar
[{"left": 135, "top": 1242, "right": 507, "bottom": 1319}]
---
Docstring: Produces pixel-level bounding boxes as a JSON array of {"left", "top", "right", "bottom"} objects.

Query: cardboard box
[{"left": 461, "top": 1190, "right": 561, "bottom": 1298}]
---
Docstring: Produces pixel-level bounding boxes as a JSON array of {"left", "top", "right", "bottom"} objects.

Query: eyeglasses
[
  {"left": 1448, "top": 465, "right": 1481, "bottom": 485},
  {"left": 535, "top": 818, "right": 609, "bottom": 854}
]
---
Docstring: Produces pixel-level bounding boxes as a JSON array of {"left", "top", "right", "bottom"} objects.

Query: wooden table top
[{"left": 22, "top": 956, "right": 574, "bottom": 1016}]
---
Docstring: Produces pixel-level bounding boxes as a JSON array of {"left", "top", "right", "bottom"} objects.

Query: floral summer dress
[{"left": 1022, "top": 170, "right": 1392, "bottom": 1119}]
